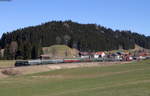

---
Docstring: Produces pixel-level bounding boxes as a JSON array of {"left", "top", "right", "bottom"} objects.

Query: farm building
[
  {"left": 40, "top": 54, "right": 51, "bottom": 60},
  {"left": 94, "top": 52, "right": 106, "bottom": 58},
  {"left": 111, "top": 53, "right": 121, "bottom": 60},
  {"left": 79, "top": 52, "right": 92, "bottom": 59}
]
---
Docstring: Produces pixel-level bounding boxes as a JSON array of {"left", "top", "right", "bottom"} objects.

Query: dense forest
[{"left": 0, "top": 20, "right": 150, "bottom": 60}]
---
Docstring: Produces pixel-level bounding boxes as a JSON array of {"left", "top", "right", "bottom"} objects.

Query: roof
[
  {"left": 95, "top": 52, "right": 105, "bottom": 55},
  {"left": 80, "top": 52, "right": 91, "bottom": 55},
  {"left": 40, "top": 54, "right": 51, "bottom": 57},
  {"left": 111, "top": 53, "right": 118, "bottom": 56},
  {"left": 116, "top": 52, "right": 125, "bottom": 55},
  {"left": 139, "top": 52, "right": 147, "bottom": 56}
]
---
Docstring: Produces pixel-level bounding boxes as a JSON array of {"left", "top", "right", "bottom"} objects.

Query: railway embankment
[{"left": 0, "top": 61, "right": 130, "bottom": 78}]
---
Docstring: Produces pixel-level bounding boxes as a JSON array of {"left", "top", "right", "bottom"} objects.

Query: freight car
[
  {"left": 63, "top": 58, "right": 81, "bottom": 63},
  {"left": 41, "top": 59, "right": 64, "bottom": 64}
]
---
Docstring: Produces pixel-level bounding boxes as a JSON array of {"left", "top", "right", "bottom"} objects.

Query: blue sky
[{"left": 0, "top": 0, "right": 150, "bottom": 37}]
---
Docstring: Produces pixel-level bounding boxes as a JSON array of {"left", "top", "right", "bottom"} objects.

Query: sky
[{"left": 0, "top": 0, "right": 150, "bottom": 37}]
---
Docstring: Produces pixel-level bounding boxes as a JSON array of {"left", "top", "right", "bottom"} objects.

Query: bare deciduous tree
[
  {"left": 56, "top": 36, "right": 62, "bottom": 44},
  {"left": 64, "top": 35, "right": 71, "bottom": 45},
  {"left": 9, "top": 41, "right": 18, "bottom": 59}
]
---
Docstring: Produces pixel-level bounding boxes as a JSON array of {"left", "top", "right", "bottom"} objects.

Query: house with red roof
[{"left": 94, "top": 52, "right": 106, "bottom": 58}]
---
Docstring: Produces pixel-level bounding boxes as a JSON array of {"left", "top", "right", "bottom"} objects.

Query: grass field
[
  {"left": 0, "top": 60, "right": 150, "bottom": 96},
  {"left": 0, "top": 60, "right": 15, "bottom": 68},
  {"left": 43, "top": 45, "right": 79, "bottom": 58}
]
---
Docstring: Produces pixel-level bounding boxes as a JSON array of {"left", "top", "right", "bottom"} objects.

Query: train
[{"left": 15, "top": 58, "right": 121, "bottom": 67}]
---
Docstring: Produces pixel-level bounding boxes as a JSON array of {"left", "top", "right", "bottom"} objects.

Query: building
[
  {"left": 94, "top": 52, "right": 105, "bottom": 58},
  {"left": 79, "top": 52, "right": 92, "bottom": 58},
  {"left": 40, "top": 54, "right": 51, "bottom": 60}
]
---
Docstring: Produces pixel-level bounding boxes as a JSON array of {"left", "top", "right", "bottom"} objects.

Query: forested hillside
[{"left": 0, "top": 20, "right": 150, "bottom": 59}]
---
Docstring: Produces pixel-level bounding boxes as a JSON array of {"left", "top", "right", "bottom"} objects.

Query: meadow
[{"left": 0, "top": 60, "right": 150, "bottom": 96}]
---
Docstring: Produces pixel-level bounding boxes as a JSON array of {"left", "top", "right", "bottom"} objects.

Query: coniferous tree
[{"left": 0, "top": 21, "right": 150, "bottom": 60}]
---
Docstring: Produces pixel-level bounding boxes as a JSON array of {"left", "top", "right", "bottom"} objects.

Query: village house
[
  {"left": 94, "top": 52, "right": 106, "bottom": 59},
  {"left": 79, "top": 52, "right": 92, "bottom": 59},
  {"left": 137, "top": 52, "right": 147, "bottom": 60},
  {"left": 40, "top": 54, "right": 51, "bottom": 60}
]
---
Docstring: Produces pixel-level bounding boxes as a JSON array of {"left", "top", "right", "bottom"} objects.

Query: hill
[
  {"left": 42, "top": 45, "right": 79, "bottom": 58},
  {"left": 131, "top": 44, "right": 150, "bottom": 51},
  {"left": 0, "top": 60, "right": 150, "bottom": 96},
  {"left": 108, "top": 44, "right": 150, "bottom": 54},
  {"left": 0, "top": 20, "right": 150, "bottom": 59}
]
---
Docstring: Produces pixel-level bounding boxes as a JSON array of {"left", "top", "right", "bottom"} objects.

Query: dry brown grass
[
  {"left": 0, "top": 60, "right": 15, "bottom": 68},
  {"left": 1, "top": 68, "right": 21, "bottom": 76},
  {"left": 0, "top": 61, "right": 129, "bottom": 78}
]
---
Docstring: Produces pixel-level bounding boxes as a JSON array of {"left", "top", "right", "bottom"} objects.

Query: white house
[{"left": 94, "top": 52, "right": 105, "bottom": 58}]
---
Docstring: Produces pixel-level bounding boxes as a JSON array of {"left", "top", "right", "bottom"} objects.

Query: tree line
[{"left": 0, "top": 20, "right": 150, "bottom": 60}]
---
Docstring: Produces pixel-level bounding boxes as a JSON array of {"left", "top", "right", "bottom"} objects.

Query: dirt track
[{"left": 0, "top": 61, "right": 131, "bottom": 78}]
